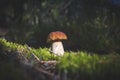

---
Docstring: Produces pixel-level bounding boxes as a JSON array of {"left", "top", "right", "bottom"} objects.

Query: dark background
[{"left": 0, "top": 0, "right": 120, "bottom": 54}]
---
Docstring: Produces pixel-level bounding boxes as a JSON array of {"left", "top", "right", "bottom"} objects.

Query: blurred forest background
[{"left": 0, "top": 0, "right": 120, "bottom": 54}]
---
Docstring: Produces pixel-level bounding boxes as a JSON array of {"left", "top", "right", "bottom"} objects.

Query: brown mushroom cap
[{"left": 47, "top": 31, "right": 67, "bottom": 42}]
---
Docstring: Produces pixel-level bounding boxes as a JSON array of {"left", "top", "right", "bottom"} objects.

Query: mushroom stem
[{"left": 51, "top": 41, "right": 64, "bottom": 56}]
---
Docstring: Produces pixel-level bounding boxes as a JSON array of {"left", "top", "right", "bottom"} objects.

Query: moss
[{"left": 0, "top": 38, "right": 120, "bottom": 80}]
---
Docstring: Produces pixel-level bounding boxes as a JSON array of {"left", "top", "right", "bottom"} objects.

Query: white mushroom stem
[{"left": 51, "top": 41, "right": 64, "bottom": 56}]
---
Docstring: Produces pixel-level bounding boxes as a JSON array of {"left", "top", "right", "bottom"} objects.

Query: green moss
[
  {"left": 0, "top": 38, "right": 120, "bottom": 80},
  {"left": 57, "top": 52, "right": 120, "bottom": 80},
  {"left": 0, "top": 38, "right": 58, "bottom": 60}
]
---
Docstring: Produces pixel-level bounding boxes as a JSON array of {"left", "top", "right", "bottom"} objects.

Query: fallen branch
[{"left": 1, "top": 47, "right": 56, "bottom": 80}]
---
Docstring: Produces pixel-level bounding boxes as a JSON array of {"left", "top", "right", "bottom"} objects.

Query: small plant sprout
[{"left": 47, "top": 31, "right": 67, "bottom": 56}]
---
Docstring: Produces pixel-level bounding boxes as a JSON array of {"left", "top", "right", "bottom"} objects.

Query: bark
[{"left": 1, "top": 50, "right": 58, "bottom": 80}]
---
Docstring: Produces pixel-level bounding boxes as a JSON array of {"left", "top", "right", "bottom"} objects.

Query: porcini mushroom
[{"left": 47, "top": 31, "right": 67, "bottom": 56}]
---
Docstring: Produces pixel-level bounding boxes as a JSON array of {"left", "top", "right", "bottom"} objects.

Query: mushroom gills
[{"left": 51, "top": 41, "right": 64, "bottom": 56}]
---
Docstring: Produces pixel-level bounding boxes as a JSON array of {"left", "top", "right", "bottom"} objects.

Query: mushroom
[{"left": 47, "top": 31, "right": 67, "bottom": 56}]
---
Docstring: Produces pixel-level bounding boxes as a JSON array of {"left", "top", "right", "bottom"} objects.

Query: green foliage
[
  {"left": 57, "top": 52, "right": 99, "bottom": 72},
  {"left": 57, "top": 52, "right": 120, "bottom": 80},
  {"left": 0, "top": 38, "right": 120, "bottom": 80},
  {"left": 0, "top": 38, "right": 58, "bottom": 60}
]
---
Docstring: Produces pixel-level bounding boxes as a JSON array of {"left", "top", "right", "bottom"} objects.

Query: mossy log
[{"left": 0, "top": 39, "right": 59, "bottom": 80}]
